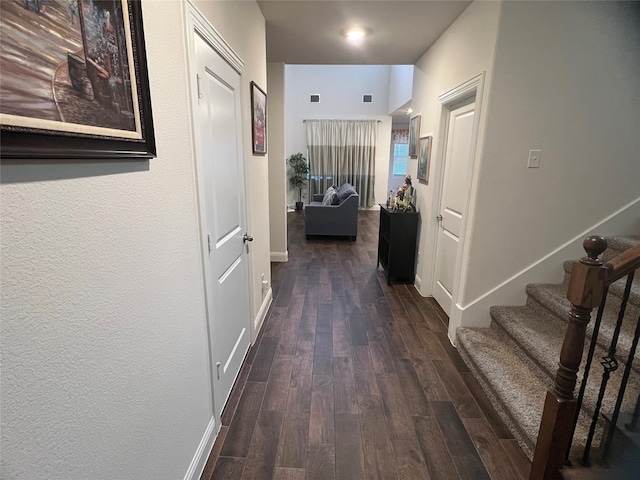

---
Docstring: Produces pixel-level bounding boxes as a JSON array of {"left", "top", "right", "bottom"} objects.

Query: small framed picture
[
  {"left": 417, "top": 136, "right": 432, "bottom": 183},
  {"left": 250, "top": 81, "right": 267, "bottom": 155},
  {"left": 408, "top": 114, "right": 421, "bottom": 158}
]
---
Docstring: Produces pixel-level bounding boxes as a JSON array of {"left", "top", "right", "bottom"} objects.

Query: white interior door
[
  {"left": 433, "top": 99, "right": 475, "bottom": 316},
  {"left": 194, "top": 32, "right": 251, "bottom": 420}
]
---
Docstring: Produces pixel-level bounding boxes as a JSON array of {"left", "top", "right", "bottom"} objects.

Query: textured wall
[
  {"left": 0, "top": 1, "right": 269, "bottom": 478},
  {"left": 463, "top": 1, "right": 640, "bottom": 303},
  {"left": 267, "top": 62, "right": 288, "bottom": 261},
  {"left": 409, "top": 1, "right": 501, "bottom": 299},
  {"left": 388, "top": 65, "right": 414, "bottom": 114}
]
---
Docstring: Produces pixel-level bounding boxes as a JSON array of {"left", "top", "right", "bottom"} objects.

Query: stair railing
[{"left": 529, "top": 235, "right": 640, "bottom": 480}]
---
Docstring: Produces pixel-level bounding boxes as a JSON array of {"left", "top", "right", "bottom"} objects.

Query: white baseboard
[
  {"left": 270, "top": 251, "right": 288, "bottom": 262},
  {"left": 447, "top": 196, "right": 640, "bottom": 344},
  {"left": 414, "top": 274, "right": 423, "bottom": 292},
  {"left": 253, "top": 287, "right": 273, "bottom": 340},
  {"left": 183, "top": 416, "right": 218, "bottom": 480}
]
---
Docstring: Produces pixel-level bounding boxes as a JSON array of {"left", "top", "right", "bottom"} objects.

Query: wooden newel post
[{"left": 530, "top": 236, "right": 608, "bottom": 480}]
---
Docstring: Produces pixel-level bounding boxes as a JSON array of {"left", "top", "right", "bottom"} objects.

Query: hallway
[{"left": 201, "top": 210, "right": 531, "bottom": 480}]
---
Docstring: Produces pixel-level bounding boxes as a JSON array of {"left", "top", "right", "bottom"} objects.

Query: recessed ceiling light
[{"left": 344, "top": 27, "right": 367, "bottom": 43}]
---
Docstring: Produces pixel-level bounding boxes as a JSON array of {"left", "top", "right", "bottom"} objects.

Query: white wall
[
  {"left": 409, "top": 1, "right": 501, "bottom": 303},
  {"left": 267, "top": 62, "right": 288, "bottom": 262},
  {"left": 388, "top": 65, "right": 414, "bottom": 114},
  {"left": 442, "top": 0, "right": 640, "bottom": 339},
  {"left": 284, "top": 65, "right": 393, "bottom": 207},
  {"left": 461, "top": 0, "right": 640, "bottom": 304},
  {"left": 0, "top": 1, "right": 269, "bottom": 479},
  {"left": 408, "top": 1, "right": 640, "bottom": 341}
]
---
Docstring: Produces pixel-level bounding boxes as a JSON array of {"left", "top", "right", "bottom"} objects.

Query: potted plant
[{"left": 288, "top": 152, "right": 309, "bottom": 211}]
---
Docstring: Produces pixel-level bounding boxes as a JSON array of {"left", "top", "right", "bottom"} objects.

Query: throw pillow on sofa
[
  {"left": 322, "top": 187, "right": 337, "bottom": 205},
  {"left": 336, "top": 183, "right": 356, "bottom": 203}
]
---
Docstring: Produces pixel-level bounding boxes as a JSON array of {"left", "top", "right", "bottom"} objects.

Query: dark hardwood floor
[{"left": 201, "top": 210, "right": 531, "bottom": 480}]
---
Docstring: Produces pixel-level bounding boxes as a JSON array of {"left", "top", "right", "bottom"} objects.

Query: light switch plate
[{"left": 528, "top": 149, "right": 542, "bottom": 168}]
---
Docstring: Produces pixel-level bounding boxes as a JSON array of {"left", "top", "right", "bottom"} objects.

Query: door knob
[
  {"left": 436, "top": 214, "right": 443, "bottom": 222},
  {"left": 243, "top": 233, "right": 254, "bottom": 243}
]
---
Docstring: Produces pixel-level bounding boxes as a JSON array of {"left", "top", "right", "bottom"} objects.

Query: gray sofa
[{"left": 305, "top": 183, "right": 359, "bottom": 240}]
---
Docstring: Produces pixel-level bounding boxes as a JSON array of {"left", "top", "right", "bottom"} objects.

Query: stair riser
[
  {"left": 489, "top": 317, "right": 556, "bottom": 379},
  {"left": 456, "top": 337, "right": 538, "bottom": 458}
]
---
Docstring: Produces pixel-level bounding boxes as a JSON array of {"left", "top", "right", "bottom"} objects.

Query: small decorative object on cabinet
[
  {"left": 377, "top": 205, "right": 419, "bottom": 285},
  {"left": 394, "top": 174, "right": 414, "bottom": 212}
]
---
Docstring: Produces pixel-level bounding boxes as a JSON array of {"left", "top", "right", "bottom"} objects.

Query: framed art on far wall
[
  {"left": 417, "top": 136, "right": 432, "bottom": 182},
  {"left": 0, "top": 0, "right": 156, "bottom": 160},
  {"left": 408, "top": 114, "right": 421, "bottom": 158},
  {"left": 250, "top": 81, "right": 267, "bottom": 155}
]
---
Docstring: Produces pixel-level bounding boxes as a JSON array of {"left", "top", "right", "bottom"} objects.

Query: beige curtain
[{"left": 305, "top": 119, "right": 377, "bottom": 207}]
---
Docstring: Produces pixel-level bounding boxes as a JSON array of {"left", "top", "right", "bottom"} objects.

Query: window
[{"left": 392, "top": 143, "right": 409, "bottom": 175}]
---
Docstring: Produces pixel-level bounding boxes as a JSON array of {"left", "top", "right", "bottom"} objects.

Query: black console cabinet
[{"left": 377, "top": 205, "right": 419, "bottom": 285}]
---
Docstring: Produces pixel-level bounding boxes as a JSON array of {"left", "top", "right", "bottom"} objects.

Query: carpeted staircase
[{"left": 456, "top": 236, "right": 640, "bottom": 461}]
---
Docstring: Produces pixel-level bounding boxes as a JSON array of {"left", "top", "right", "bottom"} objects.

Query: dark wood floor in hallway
[{"left": 201, "top": 210, "right": 531, "bottom": 480}]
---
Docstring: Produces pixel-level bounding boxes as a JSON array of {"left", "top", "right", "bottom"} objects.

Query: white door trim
[
  {"left": 182, "top": 3, "right": 251, "bottom": 479},
  {"left": 184, "top": 5, "right": 258, "bottom": 345},
  {"left": 187, "top": 2, "right": 244, "bottom": 74},
  {"left": 429, "top": 72, "right": 485, "bottom": 341}
]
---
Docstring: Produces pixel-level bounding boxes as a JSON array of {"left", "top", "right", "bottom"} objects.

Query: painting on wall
[
  {"left": 417, "top": 136, "right": 432, "bottom": 183},
  {"left": 0, "top": 0, "right": 156, "bottom": 160},
  {"left": 408, "top": 114, "right": 421, "bottom": 158},
  {"left": 250, "top": 81, "right": 267, "bottom": 155}
]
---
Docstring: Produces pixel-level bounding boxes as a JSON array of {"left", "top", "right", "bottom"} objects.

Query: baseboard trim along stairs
[{"left": 456, "top": 236, "right": 640, "bottom": 462}]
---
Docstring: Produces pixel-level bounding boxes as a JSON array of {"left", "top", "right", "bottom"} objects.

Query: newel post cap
[
  {"left": 567, "top": 236, "right": 608, "bottom": 308},
  {"left": 582, "top": 236, "right": 607, "bottom": 264}
]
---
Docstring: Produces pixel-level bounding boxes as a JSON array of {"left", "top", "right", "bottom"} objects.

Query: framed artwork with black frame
[
  {"left": 250, "top": 81, "right": 267, "bottom": 155},
  {"left": 417, "top": 135, "right": 432, "bottom": 183},
  {"left": 408, "top": 114, "right": 421, "bottom": 158},
  {"left": 0, "top": 0, "right": 156, "bottom": 160}
]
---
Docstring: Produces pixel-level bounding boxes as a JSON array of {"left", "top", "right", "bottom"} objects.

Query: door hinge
[
  {"left": 216, "top": 362, "right": 221, "bottom": 379},
  {"left": 207, "top": 233, "right": 212, "bottom": 253},
  {"left": 196, "top": 74, "right": 203, "bottom": 100}
]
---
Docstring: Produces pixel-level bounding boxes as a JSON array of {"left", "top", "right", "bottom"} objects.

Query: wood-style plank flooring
[{"left": 201, "top": 210, "right": 531, "bottom": 480}]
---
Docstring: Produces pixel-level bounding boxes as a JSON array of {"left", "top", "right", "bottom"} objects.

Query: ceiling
[{"left": 257, "top": 0, "right": 473, "bottom": 65}]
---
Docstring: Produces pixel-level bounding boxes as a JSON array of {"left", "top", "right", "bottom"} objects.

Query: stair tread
[
  {"left": 491, "top": 303, "right": 639, "bottom": 376},
  {"left": 457, "top": 325, "right": 551, "bottom": 458},
  {"left": 490, "top": 305, "right": 571, "bottom": 377},
  {"left": 526, "top": 283, "right": 639, "bottom": 365},
  {"left": 605, "top": 235, "right": 640, "bottom": 254},
  {"left": 491, "top": 305, "right": 640, "bottom": 424},
  {"left": 457, "top": 235, "right": 640, "bottom": 471},
  {"left": 458, "top": 323, "right": 614, "bottom": 462}
]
